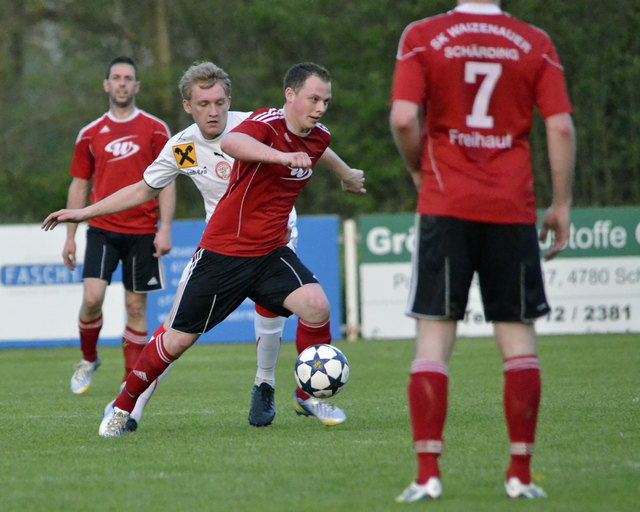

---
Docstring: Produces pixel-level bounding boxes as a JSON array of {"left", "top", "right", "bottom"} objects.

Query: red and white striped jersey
[
  {"left": 391, "top": 3, "right": 572, "bottom": 224},
  {"left": 199, "top": 108, "right": 330, "bottom": 256},
  {"left": 69, "top": 108, "right": 170, "bottom": 234}
]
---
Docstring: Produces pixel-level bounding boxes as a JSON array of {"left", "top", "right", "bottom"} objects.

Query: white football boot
[
  {"left": 70, "top": 358, "right": 101, "bottom": 394},
  {"left": 395, "top": 478, "right": 442, "bottom": 503}
]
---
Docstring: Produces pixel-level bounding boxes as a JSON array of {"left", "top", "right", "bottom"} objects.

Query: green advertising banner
[
  {"left": 359, "top": 207, "right": 640, "bottom": 263},
  {"left": 358, "top": 207, "right": 640, "bottom": 339}
]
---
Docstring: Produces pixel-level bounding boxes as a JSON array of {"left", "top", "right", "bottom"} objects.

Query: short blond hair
[{"left": 178, "top": 61, "right": 232, "bottom": 100}]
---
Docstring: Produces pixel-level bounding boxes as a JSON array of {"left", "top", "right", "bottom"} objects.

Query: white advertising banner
[
  {"left": 359, "top": 208, "right": 640, "bottom": 339},
  {"left": 0, "top": 217, "right": 343, "bottom": 347},
  {"left": 0, "top": 223, "right": 125, "bottom": 344}
]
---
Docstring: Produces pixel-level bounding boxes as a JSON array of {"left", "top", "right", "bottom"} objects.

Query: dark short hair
[
  {"left": 106, "top": 56, "right": 138, "bottom": 80},
  {"left": 283, "top": 62, "right": 331, "bottom": 93}
]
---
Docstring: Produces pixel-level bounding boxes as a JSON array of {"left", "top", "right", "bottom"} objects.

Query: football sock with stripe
[
  {"left": 122, "top": 326, "right": 147, "bottom": 381},
  {"left": 79, "top": 315, "right": 102, "bottom": 363},
  {"left": 408, "top": 360, "right": 448, "bottom": 484},
  {"left": 114, "top": 324, "right": 176, "bottom": 413},
  {"left": 503, "top": 355, "right": 541, "bottom": 484}
]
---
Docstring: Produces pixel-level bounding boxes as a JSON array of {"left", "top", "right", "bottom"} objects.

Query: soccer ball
[{"left": 294, "top": 344, "right": 350, "bottom": 398}]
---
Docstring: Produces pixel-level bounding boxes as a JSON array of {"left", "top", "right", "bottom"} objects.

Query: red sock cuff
[
  {"left": 411, "top": 359, "right": 449, "bottom": 376},
  {"left": 79, "top": 315, "right": 103, "bottom": 330},
  {"left": 123, "top": 326, "right": 148, "bottom": 345},
  {"left": 295, "top": 317, "right": 331, "bottom": 354},
  {"left": 503, "top": 355, "right": 540, "bottom": 373},
  {"left": 254, "top": 304, "right": 278, "bottom": 318}
]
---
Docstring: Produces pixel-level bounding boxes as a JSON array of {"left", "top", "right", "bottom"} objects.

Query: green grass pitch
[{"left": 1, "top": 334, "right": 638, "bottom": 511}]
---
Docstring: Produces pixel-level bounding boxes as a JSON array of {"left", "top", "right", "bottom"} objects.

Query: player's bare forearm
[
  {"left": 546, "top": 113, "right": 575, "bottom": 209},
  {"left": 320, "top": 148, "right": 366, "bottom": 194},
  {"left": 154, "top": 182, "right": 175, "bottom": 257},
  {"left": 540, "top": 113, "right": 575, "bottom": 260},
  {"left": 157, "top": 182, "right": 175, "bottom": 241},
  {"left": 42, "top": 180, "right": 159, "bottom": 231},
  {"left": 63, "top": 177, "right": 90, "bottom": 239},
  {"left": 221, "top": 132, "right": 311, "bottom": 169}
]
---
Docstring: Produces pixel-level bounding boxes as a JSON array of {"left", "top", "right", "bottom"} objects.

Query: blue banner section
[
  {"left": 2, "top": 264, "right": 84, "bottom": 286},
  {"left": 1, "top": 264, "right": 122, "bottom": 286},
  {"left": 146, "top": 216, "right": 342, "bottom": 343}
]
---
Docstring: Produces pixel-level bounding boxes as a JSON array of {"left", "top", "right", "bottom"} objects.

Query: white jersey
[{"left": 144, "top": 110, "right": 297, "bottom": 248}]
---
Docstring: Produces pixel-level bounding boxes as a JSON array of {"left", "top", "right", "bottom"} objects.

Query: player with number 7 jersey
[
  {"left": 390, "top": 0, "right": 575, "bottom": 503},
  {"left": 391, "top": 5, "right": 572, "bottom": 225}
]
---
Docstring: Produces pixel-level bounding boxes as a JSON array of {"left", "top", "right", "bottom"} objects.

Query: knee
[
  {"left": 125, "top": 297, "right": 146, "bottom": 321},
  {"left": 303, "top": 293, "right": 330, "bottom": 323},
  {"left": 163, "top": 330, "right": 196, "bottom": 358},
  {"left": 81, "top": 295, "right": 103, "bottom": 316}
]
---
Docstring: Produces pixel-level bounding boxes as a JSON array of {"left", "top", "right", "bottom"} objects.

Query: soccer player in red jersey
[
  {"left": 390, "top": 1, "right": 575, "bottom": 501},
  {"left": 43, "top": 62, "right": 365, "bottom": 430},
  {"left": 64, "top": 56, "right": 175, "bottom": 395},
  {"left": 85, "top": 62, "right": 364, "bottom": 435}
]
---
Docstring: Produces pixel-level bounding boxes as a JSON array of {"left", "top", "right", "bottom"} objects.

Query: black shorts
[
  {"left": 406, "top": 215, "right": 550, "bottom": 323},
  {"left": 168, "top": 246, "right": 318, "bottom": 335},
  {"left": 82, "top": 226, "right": 165, "bottom": 293}
]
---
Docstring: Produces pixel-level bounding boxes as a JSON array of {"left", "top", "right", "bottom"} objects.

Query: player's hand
[
  {"left": 340, "top": 168, "right": 367, "bottom": 195},
  {"left": 539, "top": 204, "right": 570, "bottom": 261},
  {"left": 153, "top": 230, "right": 172, "bottom": 258},
  {"left": 41, "top": 209, "right": 85, "bottom": 231},
  {"left": 280, "top": 151, "right": 312, "bottom": 170},
  {"left": 62, "top": 239, "right": 77, "bottom": 271}
]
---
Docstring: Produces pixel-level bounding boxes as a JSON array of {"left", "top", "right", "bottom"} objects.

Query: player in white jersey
[
  {"left": 43, "top": 61, "right": 365, "bottom": 429},
  {"left": 145, "top": 111, "right": 247, "bottom": 222}
]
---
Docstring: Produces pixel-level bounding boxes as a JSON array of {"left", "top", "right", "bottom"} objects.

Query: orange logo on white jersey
[{"left": 173, "top": 143, "right": 197, "bottom": 168}]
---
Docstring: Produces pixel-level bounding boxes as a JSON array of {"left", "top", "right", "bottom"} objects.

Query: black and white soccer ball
[{"left": 294, "top": 344, "right": 350, "bottom": 398}]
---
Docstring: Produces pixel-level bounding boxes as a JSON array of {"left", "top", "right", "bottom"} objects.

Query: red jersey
[
  {"left": 199, "top": 108, "right": 331, "bottom": 256},
  {"left": 69, "top": 108, "right": 170, "bottom": 234},
  {"left": 391, "top": 4, "right": 573, "bottom": 224}
]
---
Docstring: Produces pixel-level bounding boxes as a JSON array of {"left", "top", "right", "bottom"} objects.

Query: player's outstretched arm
[
  {"left": 221, "top": 132, "right": 312, "bottom": 169},
  {"left": 42, "top": 180, "right": 160, "bottom": 231},
  {"left": 319, "top": 147, "right": 366, "bottom": 195}
]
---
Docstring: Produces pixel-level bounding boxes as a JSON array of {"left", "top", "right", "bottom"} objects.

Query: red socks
[
  {"left": 114, "top": 325, "right": 176, "bottom": 413},
  {"left": 408, "top": 360, "right": 449, "bottom": 484},
  {"left": 122, "top": 326, "right": 147, "bottom": 381},
  {"left": 407, "top": 355, "right": 541, "bottom": 486},
  {"left": 295, "top": 318, "right": 331, "bottom": 400},
  {"left": 503, "top": 355, "right": 541, "bottom": 484},
  {"left": 79, "top": 315, "right": 103, "bottom": 362}
]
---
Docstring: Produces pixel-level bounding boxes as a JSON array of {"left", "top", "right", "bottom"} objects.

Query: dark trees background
[{"left": 1, "top": 0, "right": 638, "bottom": 223}]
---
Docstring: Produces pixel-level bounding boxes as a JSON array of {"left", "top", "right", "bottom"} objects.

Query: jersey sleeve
[
  {"left": 151, "top": 122, "right": 171, "bottom": 159},
  {"left": 391, "top": 24, "right": 428, "bottom": 105},
  {"left": 534, "top": 39, "right": 573, "bottom": 118},
  {"left": 230, "top": 110, "right": 276, "bottom": 144},
  {"left": 144, "top": 138, "right": 180, "bottom": 190},
  {"left": 68, "top": 132, "right": 94, "bottom": 180}
]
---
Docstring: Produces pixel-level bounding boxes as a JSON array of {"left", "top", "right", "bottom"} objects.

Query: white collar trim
[
  {"left": 107, "top": 107, "right": 139, "bottom": 123},
  {"left": 454, "top": 3, "right": 502, "bottom": 15}
]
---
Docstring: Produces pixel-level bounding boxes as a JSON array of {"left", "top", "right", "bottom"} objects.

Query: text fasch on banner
[{"left": 0, "top": 217, "right": 342, "bottom": 347}]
